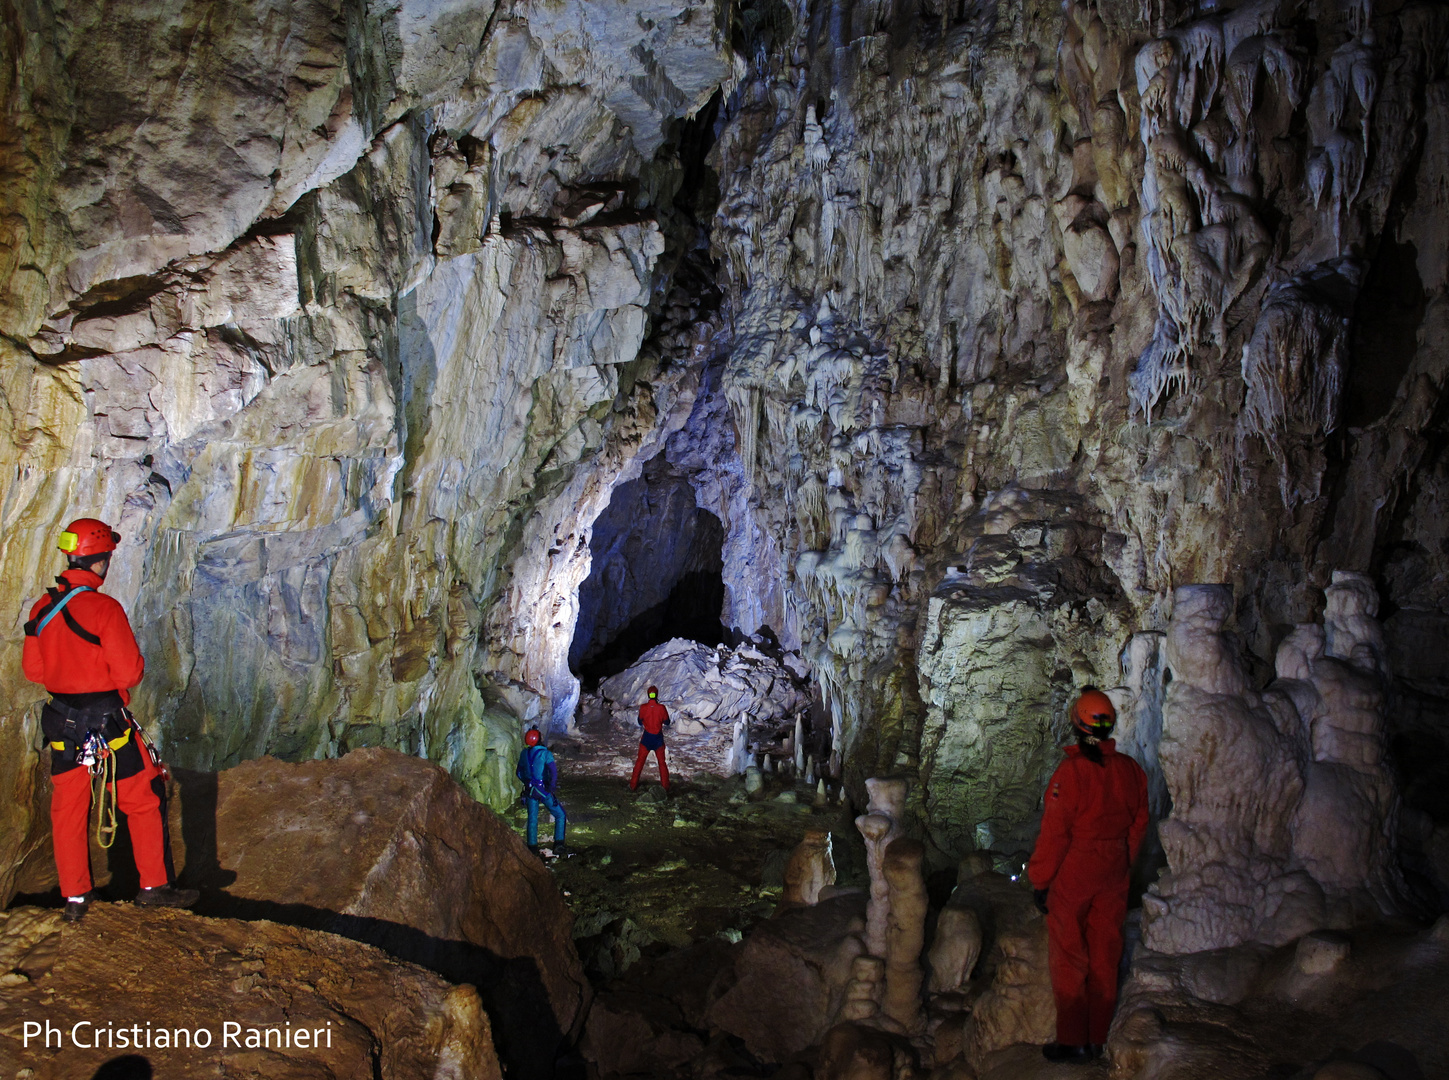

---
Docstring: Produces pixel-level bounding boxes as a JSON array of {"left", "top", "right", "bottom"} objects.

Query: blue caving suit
[{"left": 516, "top": 742, "right": 567, "bottom": 847}]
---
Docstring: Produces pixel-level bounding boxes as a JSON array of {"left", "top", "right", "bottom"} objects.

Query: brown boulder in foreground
[
  {"left": 0, "top": 903, "right": 500, "bottom": 1080},
  {"left": 167, "top": 748, "right": 588, "bottom": 1078}
]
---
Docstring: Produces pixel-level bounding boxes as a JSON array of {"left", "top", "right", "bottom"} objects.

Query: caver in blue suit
[{"left": 516, "top": 733, "right": 567, "bottom": 851}]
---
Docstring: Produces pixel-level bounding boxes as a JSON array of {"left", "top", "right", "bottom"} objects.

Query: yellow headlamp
[{"left": 58, "top": 531, "right": 79, "bottom": 553}]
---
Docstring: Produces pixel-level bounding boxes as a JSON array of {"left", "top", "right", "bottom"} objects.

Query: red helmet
[
  {"left": 647, "top": 686, "right": 658, "bottom": 699},
  {"left": 1071, "top": 689, "right": 1117, "bottom": 737},
  {"left": 524, "top": 729, "right": 542, "bottom": 746},
  {"left": 59, "top": 518, "right": 120, "bottom": 557}
]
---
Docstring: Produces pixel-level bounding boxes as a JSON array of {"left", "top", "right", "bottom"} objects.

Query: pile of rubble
[{"left": 578, "top": 637, "right": 816, "bottom": 776}]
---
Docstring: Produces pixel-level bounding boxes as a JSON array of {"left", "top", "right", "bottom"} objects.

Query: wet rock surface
[
  {"left": 0, "top": 904, "right": 500, "bottom": 1080},
  {"left": 161, "top": 748, "right": 587, "bottom": 1078}
]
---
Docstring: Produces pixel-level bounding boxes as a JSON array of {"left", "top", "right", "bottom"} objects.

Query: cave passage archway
[{"left": 570, "top": 454, "right": 727, "bottom": 684}]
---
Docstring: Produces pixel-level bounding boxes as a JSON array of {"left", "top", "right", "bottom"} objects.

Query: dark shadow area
[
  {"left": 571, "top": 454, "right": 727, "bottom": 684},
  {"left": 577, "top": 569, "right": 727, "bottom": 683},
  {"left": 1354, "top": 1040, "right": 1428, "bottom": 1080},
  {"left": 90, "top": 1055, "right": 152, "bottom": 1080},
  {"left": 1346, "top": 233, "right": 1426, "bottom": 428}
]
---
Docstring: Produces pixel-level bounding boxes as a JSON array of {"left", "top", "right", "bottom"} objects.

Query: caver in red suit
[
  {"left": 1026, "top": 688, "right": 1148, "bottom": 1061},
  {"left": 629, "top": 686, "right": 671, "bottom": 791},
  {"left": 22, "top": 518, "right": 197, "bottom": 922}
]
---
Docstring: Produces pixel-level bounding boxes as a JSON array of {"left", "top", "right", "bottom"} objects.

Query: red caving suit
[
  {"left": 23, "top": 567, "right": 168, "bottom": 899},
  {"left": 1026, "top": 739, "right": 1148, "bottom": 1046},
  {"left": 630, "top": 698, "right": 671, "bottom": 790}
]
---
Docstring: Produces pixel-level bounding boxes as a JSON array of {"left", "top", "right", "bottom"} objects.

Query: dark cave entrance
[{"left": 570, "top": 455, "right": 727, "bottom": 685}]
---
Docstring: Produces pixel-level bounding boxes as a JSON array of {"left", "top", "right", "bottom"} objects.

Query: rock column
[{"left": 881, "top": 837, "right": 927, "bottom": 1032}]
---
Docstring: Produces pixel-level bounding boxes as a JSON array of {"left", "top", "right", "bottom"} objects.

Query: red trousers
[
  {"left": 51, "top": 752, "right": 168, "bottom": 898},
  {"left": 1045, "top": 878, "right": 1129, "bottom": 1045},
  {"left": 629, "top": 743, "right": 669, "bottom": 790}
]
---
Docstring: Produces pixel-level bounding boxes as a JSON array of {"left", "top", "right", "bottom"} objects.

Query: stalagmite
[
  {"left": 838, "top": 955, "right": 887, "bottom": 1023},
  {"left": 1144, "top": 578, "right": 1403, "bottom": 954},
  {"left": 927, "top": 904, "right": 984, "bottom": 994},
  {"left": 856, "top": 813, "right": 895, "bottom": 961},
  {"left": 731, "top": 718, "right": 750, "bottom": 776},
  {"left": 782, "top": 827, "right": 837, "bottom": 907},
  {"left": 857, "top": 778, "right": 908, "bottom": 958},
  {"left": 880, "top": 838, "right": 927, "bottom": 1032},
  {"left": 794, "top": 714, "right": 806, "bottom": 774}
]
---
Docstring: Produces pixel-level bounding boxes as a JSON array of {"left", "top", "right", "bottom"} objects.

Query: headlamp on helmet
[
  {"left": 59, "top": 518, "right": 120, "bottom": 558},
  {"left": 1071, "top": 688, "right": 1117, "bottom": 738}
]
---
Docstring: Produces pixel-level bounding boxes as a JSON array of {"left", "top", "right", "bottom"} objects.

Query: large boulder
[
  {"left": 706, "top": 892, "right": 867, "bottom": 1061},
  {"left": 581, "top": 990, "right": 707, "bottom": 1076},
  {"left": 166, "top": 748, "right": 588, "bottom": 1079},
  {"left": 0, "top": 904, "right": 499, "bottom": 1080}
]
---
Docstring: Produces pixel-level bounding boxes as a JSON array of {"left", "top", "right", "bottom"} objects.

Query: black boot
[
  {"left": 63, "top": 893, "right": 94, "bottom": 923},
  {"left": 1042, "top": 1043, "right": 1092, "bottom": 1063},
  {"left": 135, "top": 884, "right": 200, "bottom": 909}
]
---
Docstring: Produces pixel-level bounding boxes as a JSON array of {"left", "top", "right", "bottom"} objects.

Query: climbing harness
[
  {"left": 92, "top": 738, "right": 119, "bottom": 849},
  {"left": 48, "top": 707, "right": 166, "bottom": 849}
]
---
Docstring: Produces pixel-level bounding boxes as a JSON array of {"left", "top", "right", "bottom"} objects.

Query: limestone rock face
[
  {"left": 164, "top": 749, "right": 589, "bottom": 1077},
  {"left": 0, "top": 0, "right": 733, "bottom": 889},
  {"left": 917, "top": 490, "right": 1130, "bottom": 853},
  {"left": 3, "top": 0, "right": 1449, "bottom": 956},
  {"left": 1145, "top": 579, "right": 1402, "bottom": 954},
  {"left": 704, "top": 0, "right": 1449, "bottom": 860},
  {"left": 0, "top": 905, "right": 501, "bottom": 1080}
]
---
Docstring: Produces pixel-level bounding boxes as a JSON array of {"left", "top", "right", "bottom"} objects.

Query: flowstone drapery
[{"left": 1144, "top": 577, "right": 1402, "bottom": 953}]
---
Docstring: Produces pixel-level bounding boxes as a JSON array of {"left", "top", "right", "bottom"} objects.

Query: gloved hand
[{"left": 1033, "top": 888, "right": 1049, "bottom": 915}]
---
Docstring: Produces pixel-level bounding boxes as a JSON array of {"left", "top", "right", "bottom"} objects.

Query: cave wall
[
  {"left": 3, "top": 0, "right": 1449, "bottom": 898},
  {"left": 705, "top": 0, "right": 1449, "bottom": 856},
  {"left": 0, "top": 0, "right": 733, "bottom": 900}
]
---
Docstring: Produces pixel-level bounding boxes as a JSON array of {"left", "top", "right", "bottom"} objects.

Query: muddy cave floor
[{"left": 504, "top": 729, "right": 862, "bottom": 971}]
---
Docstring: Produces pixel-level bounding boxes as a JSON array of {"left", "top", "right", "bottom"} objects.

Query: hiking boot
[
  {"left": 1042, "top": 1043, "right": 1092, "bottom": 1064},
  {"left": 552, "top": 842, "right": 571, "bottom": 858},
  {"left": 527, "top": 843, "right": 541, "bottom": 857},
  {"left": 135, "top": 884, "right": 199, "bottom": 909},
  {"left": 63, "top": 893, "right": 94, "bottom": 923}
]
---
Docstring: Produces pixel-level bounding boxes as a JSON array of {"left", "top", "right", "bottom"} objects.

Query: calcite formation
[
  {"left": 783, "top": 826, "right": 838, "bottom": 907},
  {"left": 3, "top": 0, "right": 1449, "bottom": 983},
  {"left": 1145, "top": 577, "right": 1403, "bottom": 954}
]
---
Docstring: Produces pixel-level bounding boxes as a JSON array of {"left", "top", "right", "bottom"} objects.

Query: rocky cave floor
[
  {"left": 500, "top": 726, "right": 1449, "bottom": 1080},
  {"left": 511, "top": 726, "right": 866, "bottom": 969},
  {"left": 2, "top": 739, "right": 1448, "bottom": 1080}
]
